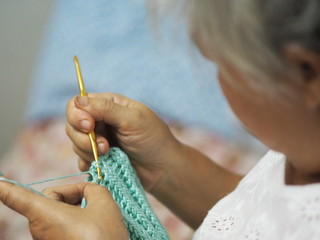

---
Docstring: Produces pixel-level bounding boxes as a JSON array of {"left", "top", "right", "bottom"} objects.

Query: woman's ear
[{"left": 284, "top": 43, "right": 320, "bottom": 109}]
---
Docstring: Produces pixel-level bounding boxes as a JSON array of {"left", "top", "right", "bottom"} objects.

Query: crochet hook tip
[{"left": 73, "top": 56, "right": 87, "bottom": 97}]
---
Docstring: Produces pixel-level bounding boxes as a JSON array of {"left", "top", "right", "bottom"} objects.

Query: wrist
[{"left": 149, "top": 140, "right": 189, "bottom": 197}]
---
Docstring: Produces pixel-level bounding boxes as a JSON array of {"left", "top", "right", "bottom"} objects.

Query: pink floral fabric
[{"left": 0, "top": 119, "right": 263, "bottom": 240}]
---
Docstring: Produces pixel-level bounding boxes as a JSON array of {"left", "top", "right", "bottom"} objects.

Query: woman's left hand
[{"left": 0, "top": 181, "right": 128, "bottom": 240}]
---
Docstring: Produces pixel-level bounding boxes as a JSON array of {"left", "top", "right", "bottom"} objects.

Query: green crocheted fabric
[{"left": 87, "top": 147, "right": 170, "bottom": 240}]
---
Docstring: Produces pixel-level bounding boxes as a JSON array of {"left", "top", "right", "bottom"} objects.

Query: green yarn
[
  {"left": 84, "top": 147, "right": 170, "bottom": 240},
  {"left": 0, "top": 147, "right": 170, "bottom": 240},
  {"left": 0, "top": 171, "right": 90, "bottom": 196}
]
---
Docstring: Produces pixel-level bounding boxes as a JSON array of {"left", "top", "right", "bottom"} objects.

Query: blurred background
[{"left": 0, "top": 1, "right": 54, "bottom": 158}]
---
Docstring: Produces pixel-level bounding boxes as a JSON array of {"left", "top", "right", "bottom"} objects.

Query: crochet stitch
[{"left": 85, "top": 147, "right": 170, "bottom": 240}]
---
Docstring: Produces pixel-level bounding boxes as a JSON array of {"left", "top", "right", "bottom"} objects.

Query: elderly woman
[{"left": 1, "top": 0, "right": 320, "bottom": 239}]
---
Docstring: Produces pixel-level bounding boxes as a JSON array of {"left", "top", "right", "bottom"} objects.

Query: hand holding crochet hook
[
  {"left": 66, "top": 60, "right": 241, "bottom": 229},
  {"left": 66, "top": 61, "right": 179, "bottom": 193}
]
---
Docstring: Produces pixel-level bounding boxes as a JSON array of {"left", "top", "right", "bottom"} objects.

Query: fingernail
[
  {"left": 80, "top": 120, "right": 91, "bottom": 131},
  {"left": 75, "top": 96, "right": 89, "bottom": 107},
  {"left": 98, "top": 143, "right": 105, "bottom": 154}
]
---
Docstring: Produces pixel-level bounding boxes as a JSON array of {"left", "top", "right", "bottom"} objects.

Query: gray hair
[{"left": 150, "top": 0, "right": 320, "bottom": 96}]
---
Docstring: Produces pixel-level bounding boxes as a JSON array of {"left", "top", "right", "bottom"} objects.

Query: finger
[
  {"left": 95, "top": 122, "right": 118, "bottom": 148},
  {"left": 66, "top": 123, "right": 94, "bottom": 152},
  {"left": 89, "top": 92, "right": 135, "bottom": 107},
  {"left": 42, "top": 182, "right": 90, "bottom": 204},
  {"left": 0, "top": 181, "right": 50, "bottom": 221},
  {"left": 85, "top": 93, "right": 154, "bottom": 132},
  {"left": 67, "top": 97, "right": 95, "bottom": 133},
  {"left": 73, "top": 137, "right": 108, "bottom": 163},
  {"left": 67, "top": 125, "right": 108, "bottom": 156},
  {"left": 83, "top": 183, "right": 117, "bottom": 211},
  {"left": 74, "top": 94, "right": 131, "bottom": 128},
  {"left": 73, "top": 145, "right": 95, "bottom": 164},
  {"left": 82, "top": 183, "right": 125, "bottom": 230},
  {"left": 78, "top": 158, "right": 91, "bottom": 171}
]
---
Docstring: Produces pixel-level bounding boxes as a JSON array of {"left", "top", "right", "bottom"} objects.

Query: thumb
[
  {"left": 74, "top": 94, "right": 131, "bottom": 128},
  {"left": 83, "top": 183, "right": 122, "bottom": 217},
  {"left": 83, "top": 183, "right": 116, "bottom": 209},
  {"left": 83, "top": 183, "right": 124, "bottom": 227},
  {"left": 0, "top": 181, "right": 49, "bottom": 221},
  {"left": 83, "top": 183, "right": 128, "bottom": 239}
]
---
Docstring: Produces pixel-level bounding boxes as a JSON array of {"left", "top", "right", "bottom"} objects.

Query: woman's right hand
[{"left": 66, "top": 93, "right": 182, "bottom": 192}]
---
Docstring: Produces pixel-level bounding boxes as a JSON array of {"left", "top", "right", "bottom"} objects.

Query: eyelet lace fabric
[{"left": 193, "top": 151, "right": 320, "bottom": 240}]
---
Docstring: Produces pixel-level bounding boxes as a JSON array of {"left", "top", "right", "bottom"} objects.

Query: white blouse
[{"left": 193, "top": 151, "right": 320, "bottom": 240}]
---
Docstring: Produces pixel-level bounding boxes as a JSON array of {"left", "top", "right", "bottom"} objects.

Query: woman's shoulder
[
  {"left": 194, "top": 150, "right": 320, "bottom": 240},
  {"left": 238, "top": 150, "right": 285, "bottom": 186}
]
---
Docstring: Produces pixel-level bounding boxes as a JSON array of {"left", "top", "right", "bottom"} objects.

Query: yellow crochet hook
[{"left": 73, "top": 56, "right": 103, "bottom": 181}]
